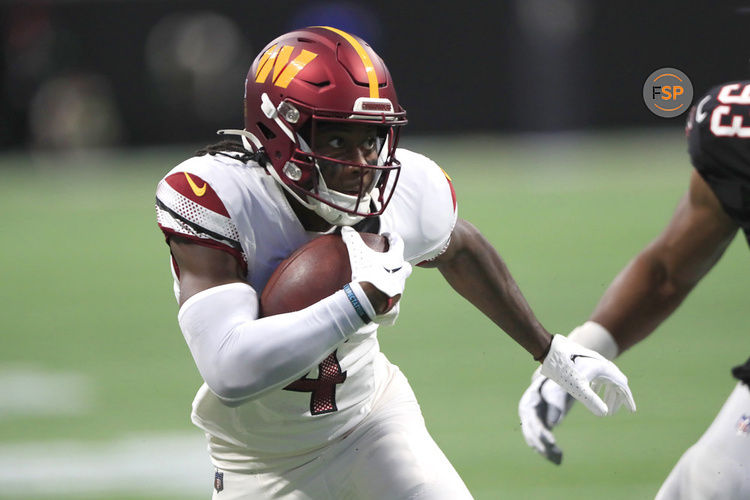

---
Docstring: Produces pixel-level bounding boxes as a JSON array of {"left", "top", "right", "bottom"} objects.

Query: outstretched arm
[
  {"left": 430, "top": 218, "right": 635, "bottom": 418},
  {"left": 591, "top": 170, "right": 738, "bottom": 352},
  {"left": 427, "top": 218, "right": 552, "bottom": 360},
  {"left": 519, "top": 169, "right": 739, "bottom": 464}
]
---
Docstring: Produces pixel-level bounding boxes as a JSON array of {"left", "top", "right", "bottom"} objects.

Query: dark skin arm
[
  {"left": 428, "top": 218, "right": 553, "bottom": 360},
  {"left": 590, "top": 170, "right": 739, "bottom": 352},
  {"left": 170, "top": 236, "right": 245, "bottom": 307}
]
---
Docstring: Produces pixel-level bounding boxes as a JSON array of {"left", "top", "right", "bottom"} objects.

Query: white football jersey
[{"left": 155, "top": 147, "right": 457, "bottom": 472}]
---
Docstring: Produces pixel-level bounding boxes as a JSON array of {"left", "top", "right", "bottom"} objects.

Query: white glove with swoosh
[
  {"left": 341, "top": 227, "right": 412, "bottom": 325},
  {"left": 519, "top": 335, "right": 636, "bottom": 463}
]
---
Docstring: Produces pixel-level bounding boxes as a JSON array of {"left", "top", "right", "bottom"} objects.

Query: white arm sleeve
[{"left": 177, "top": 282, "right": 366, "bottom": 406}]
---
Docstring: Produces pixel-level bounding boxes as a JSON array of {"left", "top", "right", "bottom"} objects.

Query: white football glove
[
  {"left": 518, "top": 367, "right": 574, "bottom": 464},
  {"left": 519, "top": 335, "right": 636, "bottom": 463},
  {"left": 342, "top": 227, "right": 412, "bottom": 298}
]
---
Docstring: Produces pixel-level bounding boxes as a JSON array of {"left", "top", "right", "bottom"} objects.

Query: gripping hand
[
  {"left": 341, "top": 227, "right": 412, "bottom": 298},
  {"left": 341, "top": 227, "right": 411, "bottom": 325}
]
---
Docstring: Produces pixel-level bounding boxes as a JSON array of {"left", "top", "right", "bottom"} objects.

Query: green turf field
[{"left": 1, "top": 129, "right": 746, "bottom": 499}]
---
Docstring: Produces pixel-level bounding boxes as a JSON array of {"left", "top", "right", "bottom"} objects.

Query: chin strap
[{"left": 313, "top": 201, "right": 365, "bottom": 226}]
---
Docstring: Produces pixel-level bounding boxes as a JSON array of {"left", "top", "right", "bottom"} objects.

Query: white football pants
[
  {"left": 210, "top": 369, "right": 473, "bottom": 499},
  {"left": 655, "top": 382, "right": 750, "bottom": 500}
]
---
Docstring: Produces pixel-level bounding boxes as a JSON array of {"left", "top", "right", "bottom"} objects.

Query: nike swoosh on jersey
[
  {"left": 383, "top": 266, "right": 402, "bottom": 273},
  {"left": 184, "top": 173, "right": 207, "bottom": 197}
]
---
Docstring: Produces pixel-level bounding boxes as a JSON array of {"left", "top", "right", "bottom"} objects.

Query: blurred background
[
  {"left": 1, "top": 1, "right": 749, "bottom": 499},
  {"left": 2, "top": 0, "right": 749, "bottom": 151}
]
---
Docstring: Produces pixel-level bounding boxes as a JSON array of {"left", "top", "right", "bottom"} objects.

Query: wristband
[
  {"left": 343, "top": 283, "right": 372, "bottom": 324},
  {"left": 568, "top": 321, "right": 619, "bottom": 360},
  {"left": 533, "top": 336, "right": 553, "bottom": 361}
]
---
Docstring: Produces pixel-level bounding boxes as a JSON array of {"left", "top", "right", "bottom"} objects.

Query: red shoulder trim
[
  {"left": 440, "top": 168, "right": 457, "bottom": 211},
  {"left": 164, "top": 172, "right": 230, "bottom": 217},
  {"left": 161, "top": 228, "right": 248, "bottom": 275}
]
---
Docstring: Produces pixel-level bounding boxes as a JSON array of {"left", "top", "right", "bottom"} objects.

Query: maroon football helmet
[{"left": 239, "top": 26, "right": 407, "bottom": 225}]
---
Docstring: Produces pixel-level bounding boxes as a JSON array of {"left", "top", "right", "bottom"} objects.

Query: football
[{"left": 260, "top": 232, "right": 388, "bottom": 317}]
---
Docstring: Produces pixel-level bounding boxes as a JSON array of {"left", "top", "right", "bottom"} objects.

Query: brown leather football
[{"left": 260, "top": 233, "right": 388, "bottom": 317}]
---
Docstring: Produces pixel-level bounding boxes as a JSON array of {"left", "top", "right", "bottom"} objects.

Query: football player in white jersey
[
  {"left": 519, "top": 81, "right": 750, "bottom": 499},
  {"left": 156, "top": 26, "right": 636, "bottom": 499}
]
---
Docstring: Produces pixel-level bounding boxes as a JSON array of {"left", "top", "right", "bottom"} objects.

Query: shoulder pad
[
  {"left": 390, "top": 149, "right": 458, "bottom": 264},
  {"left": 155, "top": 165, "right": 242, "bottom": 255}
]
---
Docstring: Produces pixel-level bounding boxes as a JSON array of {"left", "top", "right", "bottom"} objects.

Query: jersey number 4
[{"left": 284, "top": 351, "right": 347, "bottom": 415}]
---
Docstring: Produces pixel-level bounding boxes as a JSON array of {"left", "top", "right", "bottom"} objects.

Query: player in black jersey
[{"left": 519, "top": 81, "right": 750, "bottom": 499}]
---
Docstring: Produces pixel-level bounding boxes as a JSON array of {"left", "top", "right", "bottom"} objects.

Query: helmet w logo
[{"left": 255, "top": 44, "right": 317, "bottom": 89}]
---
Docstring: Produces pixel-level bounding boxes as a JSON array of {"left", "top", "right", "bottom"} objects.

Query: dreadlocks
[{"left": 195, "top": 140, "right": 262, "bottom": 165}]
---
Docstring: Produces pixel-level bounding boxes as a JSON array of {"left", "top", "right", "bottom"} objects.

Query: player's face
[{"left": 312, "top": 123, "right": 381, "bottom": 194}]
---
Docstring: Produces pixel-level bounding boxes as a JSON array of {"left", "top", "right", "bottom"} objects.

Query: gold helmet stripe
[{"left": 318, "top": 26, "right": 379, "bottom": 98}]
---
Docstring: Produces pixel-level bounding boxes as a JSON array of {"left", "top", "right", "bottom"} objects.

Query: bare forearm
[
  {"left": 591, "top": 173, "right": 738, "bottom": 354},
  {"left": 437, "top": 223, "right": 551, "bottom": 359},
  {"left": 590, "top": 249, "right": 694, "bottom": 353}
]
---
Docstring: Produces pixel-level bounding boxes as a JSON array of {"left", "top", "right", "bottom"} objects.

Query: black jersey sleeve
[
  {"left": 686, "top": 81, "right": 750, "bottom": 245},
  {"left": 731, "top": 357, "right": 750, "bottom": 385}
]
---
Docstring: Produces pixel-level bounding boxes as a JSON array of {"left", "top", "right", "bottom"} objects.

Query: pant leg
[
  {"left": 655, "top": 382, "right": 750, "bottom": 500},
  {"left": 333, "top": 368, "right": 473, "bottom": 500}
]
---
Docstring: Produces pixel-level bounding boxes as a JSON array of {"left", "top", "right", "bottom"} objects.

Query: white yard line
[
  {"left": 0, "top": 365, "right": 213, "bottom": 497},
  {"left": 0, "top": 433, "right": 213, "bottom": 497}
]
